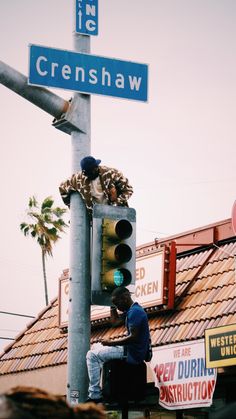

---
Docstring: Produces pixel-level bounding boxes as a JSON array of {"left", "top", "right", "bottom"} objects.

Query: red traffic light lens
[{"left": 115, "top": 220, "right": 133, "bottom": 240}]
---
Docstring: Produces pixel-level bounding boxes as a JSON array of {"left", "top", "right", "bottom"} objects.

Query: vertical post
[
  {"left": 121, "top": 402, "right": 129, "bottom": 419},
  {"left": 66, "top": 26, "right": 91, "bottom": 403},
  {"left": 167, "top": 241, "right": 176, "bottom": 310}
]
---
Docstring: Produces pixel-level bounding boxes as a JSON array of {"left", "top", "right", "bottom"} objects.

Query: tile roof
[{"left": 0, "top": 219, "right": 236, "bottom": 376}]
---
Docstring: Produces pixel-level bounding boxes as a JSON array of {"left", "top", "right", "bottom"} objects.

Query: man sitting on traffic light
[
  {"left": 86, "top": 287, "right": 151, "bottom": 403},
  {"left": 59, "top": 156, "right": 133, "bottom": 215}
]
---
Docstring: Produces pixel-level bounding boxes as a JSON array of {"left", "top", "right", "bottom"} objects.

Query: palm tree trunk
[{"left": 42, "top": 250, "right": 49, "bottom": 306}]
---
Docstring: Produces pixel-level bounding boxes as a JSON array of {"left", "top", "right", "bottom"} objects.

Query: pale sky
[{"left": 0, "top": 0, "right": 235, "bottom": 352}]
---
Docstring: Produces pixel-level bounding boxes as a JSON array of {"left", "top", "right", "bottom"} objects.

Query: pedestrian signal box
[{"left": 91, "top": 204, "right": 136, "bottom": 306}]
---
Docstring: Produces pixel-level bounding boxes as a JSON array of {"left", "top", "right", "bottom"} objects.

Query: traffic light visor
[
  {"left": 104, "top": 243, "right": 132, "bottom": 263},
  {"left": 105, "top": 219, "right": 133, "bottom": 240}
]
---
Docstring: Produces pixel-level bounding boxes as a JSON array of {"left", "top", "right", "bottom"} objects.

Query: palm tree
[{"left": 20, "top": 196, "right": 68, "bottom": 306}]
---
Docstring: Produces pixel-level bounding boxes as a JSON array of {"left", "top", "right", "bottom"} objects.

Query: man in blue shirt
[{"left": 86, "top": 287, "right": 151, "bottom": 403}]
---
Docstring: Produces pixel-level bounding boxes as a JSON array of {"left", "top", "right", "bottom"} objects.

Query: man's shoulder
[
  {"left": 129, "top": 302, "right": 146, "bottom": 316},
  {"left": 99, "top": 166, "right": 119, "bottom": 174},
  {"left": 72, "top": 171, "right": 86, "bottom": 182},
  {"left": 132, "top": 302, "right": 144, "bottom": 309},
  {"left": 71, "top": 170, "right": 82, "bottom": 178}
]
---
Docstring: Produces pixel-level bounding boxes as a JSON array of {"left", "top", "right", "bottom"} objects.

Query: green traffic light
[{"left": 114, "top": 269, "right": 124, "bottom": 286}]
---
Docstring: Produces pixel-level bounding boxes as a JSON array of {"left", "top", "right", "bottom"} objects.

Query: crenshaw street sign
[
  {"left": 75, "top": 0, "right": 98, "bottom": 36},
  {"left": 29, "top": 44, "right": 148, "bottom": 102}
]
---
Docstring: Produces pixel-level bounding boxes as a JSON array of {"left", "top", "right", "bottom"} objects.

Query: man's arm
[
  {"left": 59, "top": 173, "right": 81, "bottom": 206},
  {"left": 102, "top": 306, "right": 139, "bottom": 346},
  {"left": 114, "top": 170, "right": 133, "bottom": 205},
  {"left": 101, "top": 167, "right": 133, "bottom": 205},
  {"left": 109, "top": 306, "right": 125, "bottom": 327},
  {"left": 102, "top": 325, "right": 139, "bottom": 347}
]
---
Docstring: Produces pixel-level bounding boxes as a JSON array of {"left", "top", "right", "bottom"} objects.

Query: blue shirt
[{"left": 124, "top": 302, "right": 150, "bottom": 365}]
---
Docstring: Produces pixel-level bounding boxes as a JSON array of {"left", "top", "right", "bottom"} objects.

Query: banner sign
[
  {"left": 151, "top": 339, "right": 217, "bottom": 410},
  {"left": 29, "top": 45, "right": 148, "bottom": 102},
  {"left": 205, "top": 323, "right": 236, "bottom": 368}
]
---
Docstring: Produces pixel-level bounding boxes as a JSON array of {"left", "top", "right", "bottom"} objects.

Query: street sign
[
  {"left": 75, "top": 0, "right": 98, "bottom": 36},
  {"left": 29, "top": 44, "right": 148, "bottom": 102}
]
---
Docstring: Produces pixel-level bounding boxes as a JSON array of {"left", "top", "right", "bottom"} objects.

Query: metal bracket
[{"left": 52, "top": 97, "right": 87, "bottom": 134}]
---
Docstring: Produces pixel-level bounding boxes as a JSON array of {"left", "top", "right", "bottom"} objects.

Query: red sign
[{"left": 232, "top": 200, "right": 236, "bottom": 235}]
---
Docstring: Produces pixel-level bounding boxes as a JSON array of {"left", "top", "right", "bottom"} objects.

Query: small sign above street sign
[
  {"left": 75, "top": 0, "right": 98, "bottom": 36},
  {"left": 29, "top": 44, "right": 148, "bottom": 102}
]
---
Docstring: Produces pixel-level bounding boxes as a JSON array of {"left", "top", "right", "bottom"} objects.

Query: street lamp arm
[{"left": 0, "top": 60, "right": 69, "bottom": 119}]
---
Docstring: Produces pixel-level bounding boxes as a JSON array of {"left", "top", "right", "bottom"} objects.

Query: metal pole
[
  {"left": 0, "top": 8, "right": 91, "bottom": 405},
  {"left": 66, "top": 27, "right": 91, "bottom": 403},
  {"left": 0, "top": 61, "right": 69, "bottom": 118}
]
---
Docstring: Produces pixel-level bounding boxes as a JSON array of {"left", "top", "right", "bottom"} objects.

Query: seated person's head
[{"left": 111, "top": 286, "right": 132, "bottom": 311}]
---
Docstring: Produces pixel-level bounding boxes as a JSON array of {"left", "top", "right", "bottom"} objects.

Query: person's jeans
[{"left": 86, "top": 343, "right": 124, "bottom": 399}]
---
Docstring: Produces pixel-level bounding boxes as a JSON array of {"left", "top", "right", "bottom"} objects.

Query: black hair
[{"left": 111, "top": 287, "right": 130, "bottom": 298}]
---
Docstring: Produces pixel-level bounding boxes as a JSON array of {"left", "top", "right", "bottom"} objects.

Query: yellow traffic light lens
[
  {"left": 103, "top": 244, "right": 132, "bottom": 263},
  {"left": 114, "top": 243, "right": 132, "bottom": 263}
]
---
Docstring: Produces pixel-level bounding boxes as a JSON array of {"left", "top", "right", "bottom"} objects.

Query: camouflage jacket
[{"left": 59, "top": 166, "right": 133, "bottom": 215}]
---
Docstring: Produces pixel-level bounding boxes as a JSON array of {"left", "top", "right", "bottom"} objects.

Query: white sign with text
[
  {"left": 135, "top": 251, "right": 165, "bottom": 307},
  {"left": 59, "top": 250, "right": 166, "bottom": 326},
  {"left": 151, "top": 339, "right": 217, "bottom": 410}
]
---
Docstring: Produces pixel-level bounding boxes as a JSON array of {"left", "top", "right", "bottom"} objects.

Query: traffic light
[
  {"left": 91, "top": 204, "right": 136, "bottom": 306},
  {"left": 101, "top": 217, "right": 133, "bottom": 289}
]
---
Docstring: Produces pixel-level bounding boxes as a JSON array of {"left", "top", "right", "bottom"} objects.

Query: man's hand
[{"left": 108, "top": 186, "right": 117, "bottom": 202}]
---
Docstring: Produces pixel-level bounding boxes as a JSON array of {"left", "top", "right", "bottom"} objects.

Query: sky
[{"left": 0, "top": 0, "right": 235, "bottom": 352}]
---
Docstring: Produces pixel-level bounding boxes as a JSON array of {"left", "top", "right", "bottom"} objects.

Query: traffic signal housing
[
  {"left": 91, "top": 204, "right": 136, "bottom": 306},
  {"left": 101, "top": 217, "right": 133, "bottom": 289}
]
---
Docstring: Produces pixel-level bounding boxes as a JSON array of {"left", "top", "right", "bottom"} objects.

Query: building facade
[{"left": 0, "top": 219, "right": 236, "bottom": 418}]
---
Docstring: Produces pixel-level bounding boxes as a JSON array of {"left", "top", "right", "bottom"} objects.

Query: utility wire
[
  {"left": 0, "top": 311, "right": 34, "bottom": 319},
  {"left": 0, "top": 312, "right": 35, "bottom": 342},
  {"left": 0, "top": 336, "right": 14, "bottom": 341}
]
